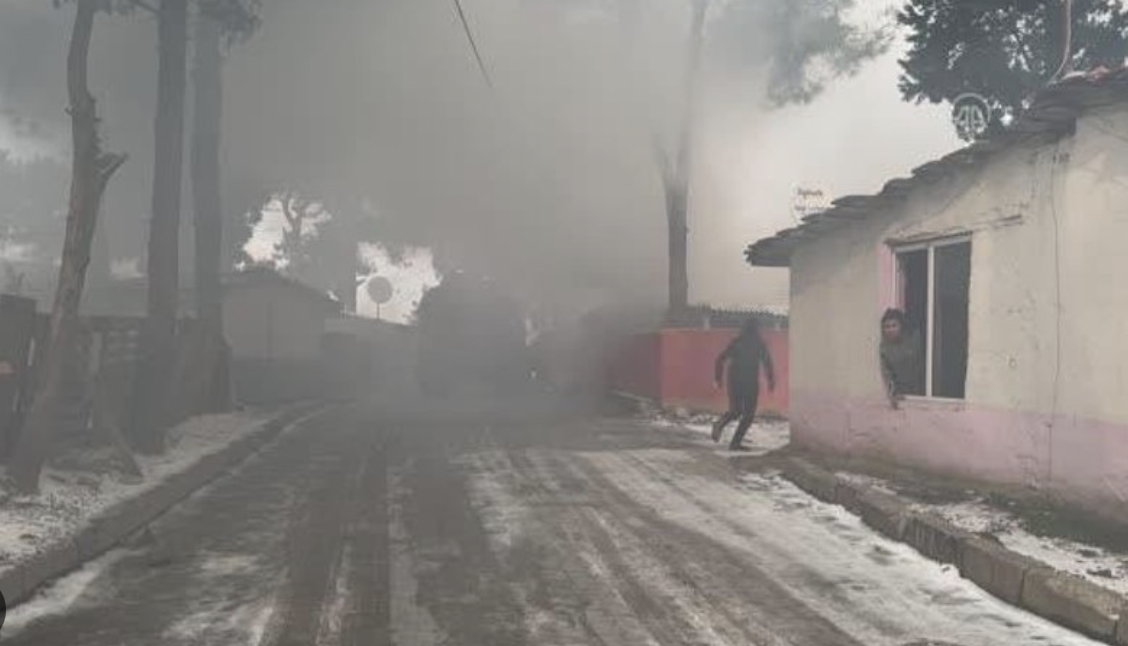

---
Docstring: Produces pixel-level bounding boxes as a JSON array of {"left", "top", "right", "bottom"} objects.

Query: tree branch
[
  {"left": 279, "top": 193, "right": 300, "bottom": 231},
  {"left": 96, "top": 152, "right": 127, "bottom": 187}
]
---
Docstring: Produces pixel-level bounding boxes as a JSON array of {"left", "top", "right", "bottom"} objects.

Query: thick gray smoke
[{"left": 0, "top": 0, "right": 885, "bottom": 318}]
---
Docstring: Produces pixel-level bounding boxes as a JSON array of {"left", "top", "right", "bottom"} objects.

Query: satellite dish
[{"left": 366, "top": 276, "right": 394, "bottom": 305}]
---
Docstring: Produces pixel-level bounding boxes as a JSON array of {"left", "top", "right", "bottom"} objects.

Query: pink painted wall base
[{"left": 790, "top": 389, "right": 1128, "bottom": 522}]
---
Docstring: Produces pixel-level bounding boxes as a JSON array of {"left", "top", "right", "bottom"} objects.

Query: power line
[{"left": 452, "top": 0, "right": 493, "bottom": 89}]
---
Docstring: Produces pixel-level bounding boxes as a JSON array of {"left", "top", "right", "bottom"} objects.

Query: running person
[{"left": 712, "top": 318, "right": 776, "bottom": 451}]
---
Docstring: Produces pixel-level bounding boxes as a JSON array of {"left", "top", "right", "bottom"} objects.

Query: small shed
[{"left": 222, "top": 268, "right": 341, "bottom": 362}]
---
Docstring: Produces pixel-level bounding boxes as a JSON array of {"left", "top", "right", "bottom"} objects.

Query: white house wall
[{"left": 788, "top": 107, "right": 1128, "bottom": 519}]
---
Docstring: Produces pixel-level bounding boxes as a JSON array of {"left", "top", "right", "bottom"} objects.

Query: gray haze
[{"left": 0, "top": 0, "right": 959, "bottom": 316}]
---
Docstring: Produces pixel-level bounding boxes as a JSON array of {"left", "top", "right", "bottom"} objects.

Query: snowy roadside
[
  {"left": 0, "top": 405, "right": 326, "bottom": 608},
  {"left": 0, "top": 410, "right": 275, "bottom": 570},
  {"left": 837, "top": 470, "right": 1128, "bottom": 598},
  {"left": 642, "top": 412, "right": 1128, "bottom": 640}
]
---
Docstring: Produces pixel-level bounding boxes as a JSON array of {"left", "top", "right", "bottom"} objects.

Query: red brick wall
[
  {"left": 611, "top": 332, "right": 663, "bottom": 400},
  {"left": 610, "top": 327, "right": 789, "bottom": 418}
]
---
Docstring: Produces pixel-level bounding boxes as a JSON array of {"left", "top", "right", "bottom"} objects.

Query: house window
[{"left": 895, "top": 238, "right": 971, "bottom": 399}]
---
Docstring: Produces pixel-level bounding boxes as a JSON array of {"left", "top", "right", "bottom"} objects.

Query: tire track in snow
[
  {"left": 546, "top": 451, "right": 862, "bottom": 646},
  {"left": 577, "top": 445, "right": 1099, "bottom": 646},
  {"left": 505, "top": 451, "right": 704, "bottom": 646},
  {"left": 2, "top": 407, "right": 342, "bottom": 646},
  {"left": 463, "top": 445, "right": 860, "bottom": 645},
  {"left": 458, "top": 420, "right": 1104, "bottom": 646},
  {"left": 459, "top": 439, "right": 661, "bottom": 645},
  {"left": 259, "top": 418, "right": 369, "bottom": 646}
]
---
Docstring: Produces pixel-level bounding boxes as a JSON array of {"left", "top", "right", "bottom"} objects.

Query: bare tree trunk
[
  {"left": 86, "top": 333, "right": 142, "bottom": 480},
  {"left": 85, "top": 210, "right": 112, "bottom": 306},
  {"left": 278, "top": 193, "right": 309, "bottom": 256},
  {"left": 131, "top": 0, "right": 189, "bottom": 454},
  {"left": 1051, "top": 0, "right": 1074, "bottom": 81},
  {"left": 663, "top": 0, "right": 708, "bottom": 320},
  {"left": 666, "top": 180, "right": 689, "bottom": 317},
  {"left": 190, "top": 12, "right": 230, "bottom": 412},
  {"left": 11, "top": 0, "right": 126, "bottom": 493}
]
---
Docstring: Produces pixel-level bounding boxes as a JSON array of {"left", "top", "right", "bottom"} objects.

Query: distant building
[
  {"left": 85, "top": 267, "right": 341, "bottom": 362},
  {"left": 222, "top": 268, "right": 341, "bottom": 362},
  {"left": 746, "top": 68, "right": 1128, "bottom": 521},
  {"left": 83, "top": 268, "right": 344, "bottom": 404}
]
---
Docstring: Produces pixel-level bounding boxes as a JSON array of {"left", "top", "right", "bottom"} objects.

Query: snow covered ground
[
  {"left": 647, "top": 413, "right": 792, "bottom": 456},
  {"left": 945, "top": 500, "right": 1128, "bottom": 596},
  {"left": 3, "top": 549, "right": 127, "bottom": 633},
  {"left": 0, "top": 410, "right": 274, "bottom": 569},
  {"left": 658, "top": 412, "right": 1128, "bottom": 599},
  {"left": 457, "top": 418, "right": 1104, "bottom": 645},
  {"left": 834, "top": 470, "right": 1128, "bottom": 597},
  {"left": 0, "top": 406, "right": 1108, "bottom": 645}
]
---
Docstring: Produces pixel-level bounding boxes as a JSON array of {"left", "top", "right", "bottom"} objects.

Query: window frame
[{"left": 890, "top": 234, "right": 971, "bottom": 400}]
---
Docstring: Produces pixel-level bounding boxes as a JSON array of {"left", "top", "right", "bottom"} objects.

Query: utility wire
[{"left": 452, "top": 0, "right": 494, "bottom": 89}]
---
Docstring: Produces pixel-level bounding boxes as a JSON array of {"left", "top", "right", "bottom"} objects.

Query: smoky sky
[{"left": 0, "top": 0, "right": 958, "bottom": 315}]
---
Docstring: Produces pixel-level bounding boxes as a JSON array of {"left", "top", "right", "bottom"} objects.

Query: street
[{"left": 0, "top": 399, "right": 1103, "bottom": 646}]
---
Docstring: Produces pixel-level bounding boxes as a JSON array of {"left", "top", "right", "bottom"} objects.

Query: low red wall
[
  {"left": 611, "top": 332, "right": 662, "bottom": 400},
  {"left": 610, "top": 327, "right": 789, "bottom": 418}
]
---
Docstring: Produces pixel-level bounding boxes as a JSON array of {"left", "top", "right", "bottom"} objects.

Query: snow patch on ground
[
  {"left": 645, "top": 415, "right": 791, "bottom": 456},
  {"left": 316, "top": 542, "right": 351, "bottom": 646},
  {"left": 456, "top": 451, "right": 530, "bottom": 551},
  {"left": 1000, "top": 528, "right": 1128, "bottom": 596},
  {"left": 588, "top": 450, "right": 1102, "bottom": 645},
  {"left": 164, "top": 595, "right": 277, "bottom": 644},
  {"left": 146, "top": 412, "right": 272, "bottom": 479},
  {"left": 918, "top": 498, "right": 1128, "bottom": 597},
  {"left": 834, "top": 471, "right": 903, "bottom": 497},
  {"left": 461, "top": 424, "right": 1102, "bottom": 646},
  {"left": 196, "top": 552, "right": 262, "bottom": 578},
  {"left": 833, "top": 470, "right": 1128, "bottom": 597},
  {"left": 153, "top": 543, "right": 283, "bottom": 644},
  {"left": 2, "top": 549, "right": 127, "bottom": 636},
  {"left": 0, "top": 410, "right": 273, "bottom": 571},
  {"left": 389, "top": 473, "right": 447, "bottom": 646},
  {"left": 245, "top": 598, "right": 277, "bottom": 645}
]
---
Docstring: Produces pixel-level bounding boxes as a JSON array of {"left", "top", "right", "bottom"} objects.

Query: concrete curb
[
  {"left": 0, "top": 401, "right": 326, "bottom": 607},
  {"left": 780, "top": 456, "right": 1128, "bottom": 645}
]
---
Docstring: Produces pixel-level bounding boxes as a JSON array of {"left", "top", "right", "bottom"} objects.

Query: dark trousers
[{"left": 715, "top": 379, "right": 759, "bottom": 448}]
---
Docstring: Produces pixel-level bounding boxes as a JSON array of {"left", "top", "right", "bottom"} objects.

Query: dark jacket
[
  {"left": 880, "top": 330, "right": 923, "bottom": 397},
  {"left": 715, "top": 333, "right": 775, "bottom": 390}
]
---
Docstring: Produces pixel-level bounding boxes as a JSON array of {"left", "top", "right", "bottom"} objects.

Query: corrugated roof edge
[
  {"left": 224, "top": 267, "right": 342, "bottom": 313},
  {"left": 744, "top": 66, "right": 1128, "bottom": 268}
]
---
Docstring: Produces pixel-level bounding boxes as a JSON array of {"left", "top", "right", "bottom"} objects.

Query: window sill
[{"left": 901, "top": 396, "right": 967, "bottom": 412}]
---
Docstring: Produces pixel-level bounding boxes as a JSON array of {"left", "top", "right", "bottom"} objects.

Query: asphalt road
[{"left": 0, "top": 397, "right": 1103, "bottom": 646}]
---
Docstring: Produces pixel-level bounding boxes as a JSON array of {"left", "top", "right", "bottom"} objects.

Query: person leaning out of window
[{"left": 879, "top": 308, "right": 923, "bottom": 409}]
